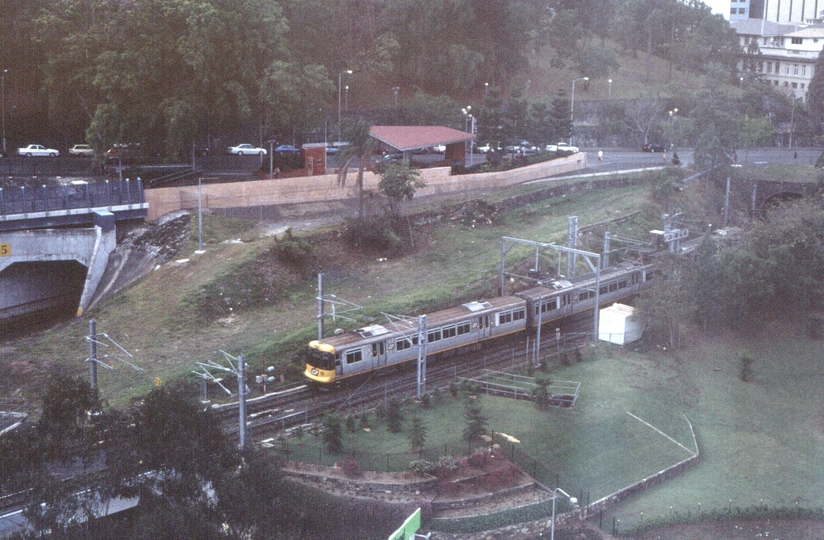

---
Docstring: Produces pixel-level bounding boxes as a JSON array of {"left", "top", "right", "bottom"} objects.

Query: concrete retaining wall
[{"left": 144, "top": 153, "right": 587, "bottom": 221}]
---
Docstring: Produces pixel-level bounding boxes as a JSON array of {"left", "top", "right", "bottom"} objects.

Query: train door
[
  {"left": 477, "top": 314, "right": 490, "bottom": 340},
  {"left": 371, "top": 340, "right": 387, "bottom": 368}
]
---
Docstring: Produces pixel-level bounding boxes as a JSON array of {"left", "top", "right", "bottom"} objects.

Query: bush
[
  {"left": 408, "top": 459, "right": 435, "bottom": 476},
  {"left": 433, "top": 455, "right": 461, "bottom": 478},
  {"left": 342, "top": 455, "right": 361, "bottom": 477},
  {"left": 274, "top": 227, "right": 314, "bottom": 270},
  {"left": 420, "top": 392, "right": 431, "bottom": 409},
  {"left": 345, "top": 414, "right": 357, "bottom": 433},
  {"left": 467, "top": 451, "right": 492, "bottom": 469},
  {"left": 341, "top": 216, "right": 405, "bottom": 256}
]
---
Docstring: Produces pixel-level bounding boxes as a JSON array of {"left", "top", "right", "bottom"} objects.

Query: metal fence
[{"left": 0, "top": 178, "right": 145, "bottom": 217}]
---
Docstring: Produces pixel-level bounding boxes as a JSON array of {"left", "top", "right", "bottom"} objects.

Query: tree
[
  {"left": 463, "top": 396, "right": 488, "bottom": 442},
  {"left": 322, "top": 413, "right": 344, "bottom": 454},
  {"left": 407, "top": 416, "right": 427, "bottom": 452},
  {"left": 739, "top": 115, "right": 774, "bottom": 161},
  {"left": 635, "top": 253, "right": 689, "bottom": 348},
  {"left": 337, "top": 119, "right": 377, "bottom": 222},
  {"left": 378, "top": 161, "right": 424, "bottom": 217},
  {"left": 386, "top": 397, "right": 404, "bottom": 433},
  {"left": 805, "top": 45, "right": 824, "bottom": 137}
]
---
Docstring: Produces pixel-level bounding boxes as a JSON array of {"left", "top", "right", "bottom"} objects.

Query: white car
[
  {"left": 18, "top": 144, "right": 60, "bottom": 157},
  {"left": 546, "top": 142, "right": 579, "bottom": 154},
  {"left": 227, "top": 143, "right": 267, "bottom": 156},
  {"left": 68, "top": 144, "right": 94, "bottom": 157}
]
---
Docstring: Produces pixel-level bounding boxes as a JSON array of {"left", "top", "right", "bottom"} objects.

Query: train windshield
[{"left": 308, "top": 347, "right": 335, "bottom": 370}]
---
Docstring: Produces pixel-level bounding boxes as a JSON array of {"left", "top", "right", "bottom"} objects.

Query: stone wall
[{"left": 143, "top": 153, "right": 587, "bottom": 221}]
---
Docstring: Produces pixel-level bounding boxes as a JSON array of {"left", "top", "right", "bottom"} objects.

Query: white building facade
[
  {"left": 750, "top": 0, "right": 824, "bottom": 23},
  {"left": 733, "top": 18, "right": 824, "bottom": 101}
]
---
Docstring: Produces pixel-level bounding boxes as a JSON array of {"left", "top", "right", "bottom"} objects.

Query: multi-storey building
[
  {"left": 748, "top": 0, "right": 824, "bottom": 23},
  {"left": 729, "top": 0, "right": 752, "bottom": 21},
  {"left": 733, "top": 18, "right": 824, "bottom": 101}
]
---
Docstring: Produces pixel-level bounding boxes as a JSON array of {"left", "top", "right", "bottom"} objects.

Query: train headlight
[{"left": 311, "top": 368, "right": 319, "bottom": 376}]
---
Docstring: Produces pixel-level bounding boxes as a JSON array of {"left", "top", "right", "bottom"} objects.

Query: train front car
[{"left": 305, "top": 340, "right": 338, "bottom": 386}]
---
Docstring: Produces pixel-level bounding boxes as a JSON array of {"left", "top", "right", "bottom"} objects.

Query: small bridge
[
  {"left": 0, "top": 178, "right": 148, "bottom": 232},
  {"left": 728, "top": 177, "right": 821, "bottom": 216}
]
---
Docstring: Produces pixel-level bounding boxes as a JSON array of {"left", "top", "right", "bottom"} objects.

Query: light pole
[
  {"left": 337, "top": 69, "right": 352, "bottom": 139},
  {"left": 551, "top": 487, "right": 578, "bottom": 540},
  {"left": 392, "top": 86, "right": 400, "bottom": 107},
  {"left": 484, "top": 82, "right": 489, "bottom": 98},
  {"left": 462, "top": 107, "right": 475, "bottom": 166},
  {"left": 668, "top": 108, "right": 678, "bottom": 149},
  {"left": 740, "top": 76, "right": 744, "bottom": 90},
  {"left": 570, "top": 77, "right": 588, "bottom": 145},
  {"left": 608, "top": 78, "right": 613, "bottom": 100},
  {"left": 1, "top": 69, "right": 7, "bottom": 155},
  {"left": 525, "top": 79, "right": 531, "bottom": 100},
  {"left": 345, "top": 85, "right": 349, "bottom": 111}
]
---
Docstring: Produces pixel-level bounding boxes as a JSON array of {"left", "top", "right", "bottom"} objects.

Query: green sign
[{"left": 387, "top": 507, "right": 421, "bottom": 540}]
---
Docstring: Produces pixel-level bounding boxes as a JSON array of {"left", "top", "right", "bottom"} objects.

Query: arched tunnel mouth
[
  {"left": 763, "top": 191, "right": 803, "bottom": 212},
  {"left": 0, "top": 260, "right": 88, "bottom": 339}
]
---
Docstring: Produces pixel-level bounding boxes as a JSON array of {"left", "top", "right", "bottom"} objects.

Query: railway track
[{"left": 216, "top": 312, "right": 596, "bottom": 444}]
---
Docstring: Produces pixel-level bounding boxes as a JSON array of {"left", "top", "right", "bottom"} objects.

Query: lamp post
[
  {"left": 484, "top": 82, "right": 489, "bottom": 98},
  {"left": 525, "top": 79, "right": 531, "bottom": 100},
  {"left": 608, "top": 78, "right": 613, "bottom": 100},
  {"left": 668, "top": 108, "right": 678, "bottom": 150},
  {"left": 570, "top": 77, "right": 588, "bottom": 145},
  {"left": 740, "top": 76, "right": 744, "bottom": 90},
  {"left": 337, "top": 69, "right": 352, "bottom": 138},
  {"left": 345, "top": 85, "right": 349, "bottom": 111},
  {"left": 392, "top": 86, "right": 400, "bottom": 107},
  {"left": 551, "top": 487, "right": 578, "bottom": 540},
  {"left": 1, "top": 69, "right": 7, "bottom": 155}
]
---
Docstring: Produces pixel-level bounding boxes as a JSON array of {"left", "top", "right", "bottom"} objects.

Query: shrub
[
  {"left": 467, "top": 451, "right": 492, "bottom": 469},
  {"left": 449, "top": 382, "right": 459, "bottom": 397},
  {"left": 342, "top": 455, "right": 361, "bottom": 477},
  {"left": 433, "top": 455, "right": 461, "bottom": 478},
  {"left": 408, "top": 459, "right": 435, "bottom": 476},
  {"left": 345, "top": 414, "right": 357, "bottom": 433},
  {"left": 341, "top": 216, "right": 405, "bottom": 256},
  {"left": 386, "top": 397, "right": 404, "bottom": 433},
  {"left": 358, "top": 412, "right": 370, "bottom": 429},
  {"left": 274, "top": 227, "right": 314, "bottom": 271},
  {"left": 420, "top": 392, "right": 431, "bottom": 409}
]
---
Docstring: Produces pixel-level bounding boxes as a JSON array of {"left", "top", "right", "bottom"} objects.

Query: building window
[
  {"left": 731, "top": 7, "right": 737, "bottom": 14},
  {"left": 775, "top": 62, "right": 780, "bottom": 73},
  {"left": 767, "top": 61, "right": 772, "bottom": 73},
  {"left": 801, "top": 83, "right": 805, "bottom": 89},
  {"left": 802, "top": 65, "right": 807, "bottom": 76},
  {"left": 793, "top": 64, "right": 799, "bottom": 75},
  {"left": 792, "top": 82, "right": 798, "bottom": 88},
  {"left": 792, "top": 37, "right": 803, "bottom": 44}
]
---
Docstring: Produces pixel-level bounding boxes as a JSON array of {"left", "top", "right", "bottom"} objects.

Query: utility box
[{"left": 598, "top": 303, "right": 642, "bottom": 345}]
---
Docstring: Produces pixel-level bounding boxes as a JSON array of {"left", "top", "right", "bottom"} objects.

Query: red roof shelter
[{"left": 369, "top": 126, "right": 475, "bottom": 162}]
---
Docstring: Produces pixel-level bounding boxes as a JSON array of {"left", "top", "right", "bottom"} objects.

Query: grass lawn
[{"left": 281, "top": 323, "right": 824, "bottom": 530}]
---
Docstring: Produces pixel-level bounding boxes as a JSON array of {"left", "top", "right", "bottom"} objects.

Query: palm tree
[{"left": 336, "top": 119, "right": 376, "bottom": 222}]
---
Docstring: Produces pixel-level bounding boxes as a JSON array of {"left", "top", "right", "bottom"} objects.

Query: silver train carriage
[{"left": 304, "top": 261, "right": 656, "bottom": 386}]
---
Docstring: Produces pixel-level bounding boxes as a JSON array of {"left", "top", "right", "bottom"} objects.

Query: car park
[
  {"left": 68, "top": 144, "right": 94, "bottom": 157},
  {"left": 642, "top": 143, "right": 666, "bottom": 152},
  {"left": 17, "top": 144, "right": 59, "bottom": 157},
  {"left": 227, "top": 143, "right": 267, "bottom": 156}
]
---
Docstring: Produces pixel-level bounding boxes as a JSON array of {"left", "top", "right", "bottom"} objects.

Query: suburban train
[{"left": 304, "top": 260, "right": 657, "bottom": 387}]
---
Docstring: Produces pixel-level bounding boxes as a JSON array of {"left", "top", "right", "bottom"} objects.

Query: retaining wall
[{"left": 143, "top": 153, "right": 587, "bottom": 221}]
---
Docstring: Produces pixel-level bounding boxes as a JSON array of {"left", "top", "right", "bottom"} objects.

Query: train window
[
  {"left": 345, "top": 349, "right": 363, "bottom": 364},
  {"left": 371, "top": 342, "right": 385, "bottom": 357},
  {"left": 499, "top": 311, "right": 512, "bottom": 325},
  {"left": 618, "top": 279, "right": 627, "bottom": 289},
  {"left": 428, "top": 329, "right": 442, "bottom": 343},
  {"left": 645, "top": 270, "right": 655, "bottom": 281},
  {"left": 513, "top": 308, "right": 525, "bottom": 321},
  {"left": 457, "top": 321, "right": 471, "bottom": 335},
  {"left": 578, "top": 289, "right": 595, "bottom": 301},
  {"left": 396, "top": 335, "right": 419, "bottom": 351},
  {"left": 442, "top": 325, "right": 457, "bottom": 339},
  {"left": 535, "top": 298, "right": 558, "bottom": 315}
]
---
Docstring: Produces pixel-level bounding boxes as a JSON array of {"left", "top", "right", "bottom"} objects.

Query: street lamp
[
  {"left": 525, "top": 79, "right": 531, "bottom": 100},
  {"left": 392, "top": 86, "right": 400, "bottom": 107},
  {"left": 1, "top": 69, "right": 7, "bottom": 155},
  {"left": 740, "top": 76, "right": 744, "bottom": 90},
  {"left": 484, "top": 82, "right": 489, "bottom": 98},
  {"left": 608, "top": 78, "right": 613, "bottom": 100},
  {"left": 551, "top": 487, "right": 578, "bottom": 540},
  {"left": 337, "top": 69, "right": 352, "bottom": 130},
  {"left": 345, "top": 85, "right": 349, "bottom": 111},
  {"left": 462, "top": 107, "right": 475, "bottom": 166},
  {"left": 570, "top": 77, "right": 588, "bottom": 145}
]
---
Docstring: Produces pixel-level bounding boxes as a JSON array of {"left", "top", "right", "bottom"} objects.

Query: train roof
[{"left": 317, "top": 295, "right": 524, "bottom": 347}]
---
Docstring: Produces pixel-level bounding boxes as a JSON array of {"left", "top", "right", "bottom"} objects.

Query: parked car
[
  {"left": 104, "top": 143, "right": 140, "bottom": 161},
  {"left": 274, "top": 145, "right": 300, "bottom": 154},
  {"left": 17, "top": 144, "right": 59, "bottom": 157},
  {"left": 545, "top": 142, "right": 579, "bottom": 154},
  {"left": 383, "top": 152, "right": 404, "bottom": 163},
  {"left": 68, "top": 144, "right": 94, "bottom": 157},
  {"left": 476, "top": 143, "right": 497, "bottom": 153},
  {"left": 642, "top": 143, "right": 666, "bottom": 153},
  {"left": 227, "top": 143, "right": 267, "bottom": 156}
]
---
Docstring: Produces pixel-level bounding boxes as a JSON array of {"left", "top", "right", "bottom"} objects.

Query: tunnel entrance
[{"left": 0, "top": 260, "right": 87, "bottom": 339}]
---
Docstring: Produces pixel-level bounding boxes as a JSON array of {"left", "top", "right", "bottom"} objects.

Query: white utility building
[{"left": 598, "top": 303, "right": 643, "bottom": 345}]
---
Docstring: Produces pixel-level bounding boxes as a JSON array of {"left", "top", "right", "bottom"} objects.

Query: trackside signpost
[{"left": 386, "top": 507, "right": 429, "bottom": 540}]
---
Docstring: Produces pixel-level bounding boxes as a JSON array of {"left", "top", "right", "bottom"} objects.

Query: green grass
[{"left": 278, "top": 326, "right": 824, "bottom": 531}]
